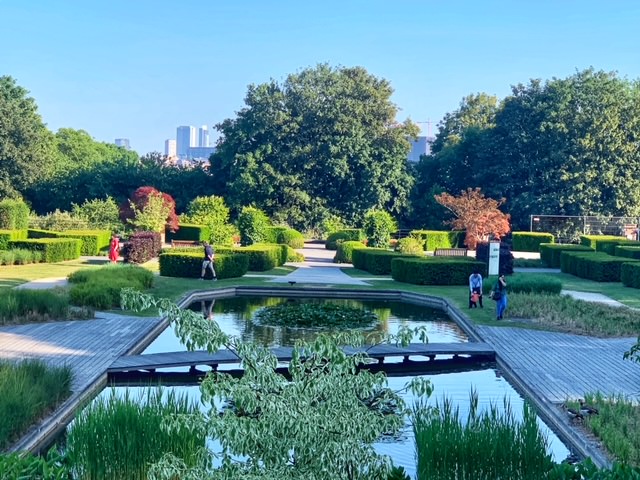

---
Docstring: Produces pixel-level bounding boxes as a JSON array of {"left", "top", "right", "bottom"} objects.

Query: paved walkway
[{"left": 562, "top": 289, "right": 628, "bottom": 308}]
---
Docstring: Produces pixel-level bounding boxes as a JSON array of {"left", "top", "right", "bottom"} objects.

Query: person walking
[
  {"left": 468, "top": 270, "right": 483, "bottom": 308},
  {"left": 108, "top": 235, "right": 120, "bottom": 263},
  {"left": 200, "top": 241, "right": 217, "bottom": 281},
  {"left": 492, "top": 274, "right": 508, "bottom": 320}
]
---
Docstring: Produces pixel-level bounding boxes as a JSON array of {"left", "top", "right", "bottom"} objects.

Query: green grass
[
  {"left": 0, "top": 360, "right": 72, "bottom": 449},
  {"left": 0, "top": 289, "right": 79, "bottom": 325}
]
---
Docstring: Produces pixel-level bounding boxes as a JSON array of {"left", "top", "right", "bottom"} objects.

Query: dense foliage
[
  {"left": 237, "top": 206, "right": 271, "bottom": 246},
  {"left": 364, "top": 210, "right": 397, "bottom": 248},
  {"left": 254, "top": 302, "right": 378, "bottom": 328},
  {"left": 181, "top": 195, "right": 236, "bottom": 246}
]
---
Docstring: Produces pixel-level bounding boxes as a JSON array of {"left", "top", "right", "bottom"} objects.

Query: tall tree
[
  {"left": 0, "top": 76, "right": 57, "bottom": 198},
  {"left": 210, "top": 64, "right": 417, "bottom": 229}
]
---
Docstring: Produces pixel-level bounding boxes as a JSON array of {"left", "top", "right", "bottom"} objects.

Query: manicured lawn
[{"left": 0, "top": 257, "right": 110, "bottom": 291}]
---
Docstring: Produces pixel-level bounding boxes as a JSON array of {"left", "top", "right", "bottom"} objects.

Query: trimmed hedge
[
  {"left": 334, "top": 241, "right": 367, "bottom": 264},
  {"left": 0, "top": 229, "right": 28, "bottom": 250},
  {"left": 278, "top": 228, "right": 305, "bottom": 249},
  {"left": 621, "top": 263, "right": 640, "bottom": 289},
  {"left": 614, "top": 246, "right": 640, "bottom": 260},
  {"left": 597, "top": 239, "right": 640, "bottom": 255},
  {"left": 512, "top": 232, "right": 554, "bottom": 252},
  {"left": 159, "top": 252, "right": 249, "bottom": 279},
  {"left": 580, "top": 235, "right": 628, "bottom": 251},
  {"left": 409, "top": 230, "right": 465, "bottom": 252},
  {"left": 560, "top": 251, "right": 639, "bottom": 282},
  {"left": 482, "top": 275, "right": 562, "bottom": 295},
  {"left": 475, "top": 242, "right": 514, "bottom": 275},
  {"left": 325, "top": 229, "right": 365, "bottom": 250},
  {"left": 166, "top": 223, "right": 211, "bottom": 243},
  {"left": 27, "top": 229, "right": 60, "bottom": 239},
  {"left": 9, "top": 238, "right": 81, "bottom": 262},
  {"left": 0, "top": 199, "right": 29, "bottom": 229},
  {"left": 122, "top": 231, "right": 162, "bottom": 264},
  {"left": 539, "top": 243, "right": 593, "bottom": 268},
  {"left": 265, "top": 226, "right": 288, "bottom": 244},
  {"left": 391, "top": 257, "right": 487, "bottom": 285},
  {"left": 217, "top": 244, "right": 283, "bottom": 271},
  {"left": 352, "top": 248, "right": 419, "bottom": 275},
  {"left": 57, "top": 230, "right": 111, "bottom": 255}
]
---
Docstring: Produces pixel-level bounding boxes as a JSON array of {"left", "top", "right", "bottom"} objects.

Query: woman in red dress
[{"left": 108, "top": 235, "right": 120, "bottom": 263}]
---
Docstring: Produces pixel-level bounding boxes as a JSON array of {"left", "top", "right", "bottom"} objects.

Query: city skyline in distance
[{"left": 2, "top": 1, "right": 639, "bottom": 154}]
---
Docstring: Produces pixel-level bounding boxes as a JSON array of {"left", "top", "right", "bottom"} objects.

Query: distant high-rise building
[
  {"left": 176, "top": 126, "right": 197, "bottom": 158},
  {"left": 198, "top": 125, "right": 210, "bottom": 147},
  {"left": 187, "top": 146, "right": 216, "bottom": 161},
  {"left": 164, "top": 139, "right": 177, "bottom": 158},
  {"left": 406, "top": 136, "right": 434, "bottom": 163},
  {"left": 115, "top": 138, "right": 130, "bottom": 150}
]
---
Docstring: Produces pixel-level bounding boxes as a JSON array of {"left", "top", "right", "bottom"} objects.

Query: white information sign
[{"left": 488, "top": 241, "right": 500, "bottom": 276}]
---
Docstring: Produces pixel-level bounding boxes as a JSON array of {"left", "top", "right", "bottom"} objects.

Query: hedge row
[
  {"left": 409, "top": 230, "right": 465, "bottom": 251},
  {"left": 216, "top": 244, "right": 284, "bottom": 271},
  {"left": 596, "top": 239, "right": 640, "bottom": 255},
  {"left": 0, "top": 199, "right": 29, "bottom": 230},
  {"left": 159, "top": 252, "right": 249, "bottom": 279},
  {"left": 352, "top": 248, "right": 422, "bottom": 275},
  {"left": 25, "top": 229, "right": 111, "bottom": 255},
  {"left": 621, "top": 263, "right": 640, "bottom": 289},
  {"left": 0, "top": 229, "right": 28, "bottom": 250},
  {"left": 391, "top": 257, "right": 487, "bottom": 285},
  {"left": 166, "top": 223, "right": 211, "bottom": 243},
  {"left": 512, "top": 232, "right": 554, "bottom": 252},
  {"left": 539, "top": 243, "right": 593, "bottom": 268},
  {"left": 9, "top": 239, "right": 81, "bottom": 262},
  {"left": 614, "top": 246, "right": 640, "bottom": 260},
  {"left": 334, "top": 241, "right": 367, "bottom": 264},
  {"left": 325, "top": 229, "right": 365, "bottom": 250},
  {"left": 560, "top": 251, "right": 639, "bottom": 282},
  {"left": 580, "top": 235, "right": 628, "bottom": 251}
]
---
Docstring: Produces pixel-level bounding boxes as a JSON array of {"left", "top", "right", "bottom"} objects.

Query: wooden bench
[
  {"left": 434, "top": 247, "right": 468, "bottom": 257},
  {"left": 171, "top": 240, "right": 200, "bottom": 248}
]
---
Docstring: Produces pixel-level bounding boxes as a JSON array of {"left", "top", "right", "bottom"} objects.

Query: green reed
[
  {"left": 414, "top": 390, "right": 553, "bottom": 480},
  {"left": 0, "top": 360, "right": 72, "bottom": 449},
  {"left": 66, "top": 387, "right": 206, "bottom": 480},
  {"left": 0, "top": 289, "right": 73, "bottom": 325}
]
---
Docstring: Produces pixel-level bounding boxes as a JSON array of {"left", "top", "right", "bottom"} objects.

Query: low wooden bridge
[{"left": 108, "top": 342, "right": 495, "bottom": 375}]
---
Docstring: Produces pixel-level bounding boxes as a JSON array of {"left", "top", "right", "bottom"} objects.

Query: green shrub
[
  {"left": 410, "top": 230, "right": 465, "bottom": 251},
  {"left": 9, "top": 238, "right": 81, "bottom": 262},
  {"left": 159, "top": 252, "right": 249, "bottom": 279},
  {"left": 286, "top": 246, "right": 305, "bottom": 262},
  {"left": 57, "top": 230, "right": 111, "bottom": 255},
  {"left": 278, "top": 228, "right": 305, "bottom": 248},
  {"left": 391, "top": 257, "right": 486, "bottom": 285},
  {"left": 0, "top": 199, "right": 30, "bottom": 229},
  {"left": 539, "top": 243, "right": 593, "bottom": 268},
  {"left": 325, "top": 229, "right": 365, "bottom": 250},
  {"left": 363, "top": 210, "right": 397, "bottom": 248},
  {"left": 580, "top": 235, "right": 628, "bottom": 250},
  {"left": 0, "top": 289, "right": 72, "bottom": 325},
  {"left": 265, "top": 226, "right": 288, "bottom": 244},
  {"left": 237, "top": 206, "right": 271, "bottom": 246},
  {"left": 615, "top": 246, "right": 640, "bottom": 260},
  {"left": 0, "top": 229, "right": 28, "bottom": 250},
  {"left": 0, "top": 449, "right": 70, "bottom": 479},
  {"left": 395, "top": 237, "right": 424, "bottom": 255},
  {"left": 254, "top": 243, "right": 288, "bottom": 266},
  {"left": 121, "top": 231, "right": 161, "bottom": 264},
  {"left": 597, "top": 239, "right": 640, "bottom": 255},
  {"left": 621, "top": 263, "right": 640, "bottom": 289},
  {"left": 482, "top": 275, "right": 562, "bottom": 295},
  {"left": 27, "top": 228, "right": 60, "bottom": 239},
  {"left": 352, "top": 248, "right": 425, "bottom": 275},
  {"left": 561, "top": 251, "right": 639, "bottom": 282},
  {"left": 181, "top": 195, "right": 236, "bottom": 246},
  {"left": 215, "top": 244, "right": 284, "bottom": 271},
  {"left": 334, "top": 240, "right": 367, "bottom": 264},
  {"left": 512, "top": 232, "right": 554, "bottom": 252},
  {"left": 166, "top": 223, "right": 211, "bottom": 243}
]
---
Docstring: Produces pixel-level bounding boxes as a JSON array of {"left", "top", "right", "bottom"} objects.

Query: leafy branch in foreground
[{"left": 121, "top": 289, "right": 432, "bottom": 480}]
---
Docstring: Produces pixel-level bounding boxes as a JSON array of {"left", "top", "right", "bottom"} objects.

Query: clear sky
[{"left": 1, "top": 0, "right": 639, "bottom": 154}]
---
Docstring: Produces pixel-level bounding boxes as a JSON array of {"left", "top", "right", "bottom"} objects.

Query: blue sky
[{"left": 1, "top": 0, "right": 639, "bottom": 154}]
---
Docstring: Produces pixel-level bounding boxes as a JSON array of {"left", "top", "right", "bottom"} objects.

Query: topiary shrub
[
  {"left": 166, "top": 223, "right": 211, "bottom": 243},
  {"left": 512, "top": 232, "right": 554, "bottom": 252},
  {"left": 9, "top": 238, "right": 81, "bottom": 262},
  {"left": 621, "top": 263, "right": 640, "bottom": 289},
  {"left": 391, "top": 257, "right": 487, "bottom": 285},
  {"left": 334, "top": 240, "right": 367, "bottom": 264},
  {"left": 539, "top": 243, "right": 593, "bottom": 268},
  {"left": 264, "top": 226, "right": 288, "bottom": 244},
  {"left": 278, "top": 228, "right": 305, "bottom": 249},
  {"left": 580, "top": 235, "right": 627, "bottom": 251},
  {"left": 410, "top": 230, "right": 465, "bottom": 251},
  {"left": 395, "top": 237, "right": 424, "bottom": 255},
  {"left": 363, "top": 210, "right": 397, "bottom": 248},
  {"left": 597, "top": 239, "right": 640, "bottom": 255},
  {"left": 352, "top": 248, "right": 418, "bottom": 275},
  {"left": 0, "top": 199, "right": 30, "bottom": 230},
  {"left": 475, "top": 242, "right": 514, "bottom": 275},
  {"left": 158, "top": 252, "right": 249, "bottom": 279},
  {"left": 0, "top": 229, "right": 28, "bottom": 250},
  {"left": 27, "top": 228, "right": 60, "bottom": 239},
  {"left": 216, "top": 244, "right": 282, "bottom": 271},
  {"left": 614, "top": 246, "right": 640, "bottom": 260},
  {"left": 286, "top": 246, "right": 305, "bottom": 262},
  {"left": 121, "top": 231, "right": 162, "bottom": 264},
  {"left": 237, "top": 206, "right": 271, "bottom": 246},
  {"left": 325, "top": 229, "right": 365, "bottom": 250}
]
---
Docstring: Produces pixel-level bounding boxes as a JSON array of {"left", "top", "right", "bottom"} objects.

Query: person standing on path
[
  {"left": 108, "top": 235, "right": 120, "bottom": 263},
  {"left": 493, "top": 274, "right": 507, "bottom": 320},
  {"left": 200, "top": 241, "right": 217, "bottom": 281},
  {"left": 469, "top": 270, "right": 483, "bottom": 308}
]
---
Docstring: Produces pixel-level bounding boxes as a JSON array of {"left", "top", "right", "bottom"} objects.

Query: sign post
[{"left": 488, "top": 241, "right": 500, "bottom": 276}]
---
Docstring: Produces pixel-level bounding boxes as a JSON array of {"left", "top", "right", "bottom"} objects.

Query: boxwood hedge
[
  {"left": 539, "top": 243, "right": 593, "bottom": 268},
  {"left": 57, "top": 230, "right": 111, "bottom": 255},
  {"left": 352, "top": 248, "right": 422, "bottom": 275},
  {"left": 216, "top": 244, "right": 283, "bottom": 271},
  {"left": 334, "top": 240, "right": 367, "bottom": 264},
  {"left": 325, "top": 229, "right": 365, "bottom": 250},
  {"left": 0, "top": 229, "right": 28, "bottom": 250},
  {"left": 614, "top": 246, "right": 640, "bottom": 260},
  {"left": 621, "top": 263, "right": 640, "bottom": 289},
  {"left": 166, "top": 223, "right": 211, "bottom": 243},
  {"left": 512, "top": 232, "right": 554, "bottom": 252},
  {"left": 391, "top": 257, "right": 486, "bottom": 285},
  {"left": 560, "top": 251, "right": 639, "bottom": 282},
  {"left": 580, "top": 235, "right": 628, "bottom": 251},
  {"left": 597, "top": 239, "right": 640, "bottom": 255},
  {"left": 159, "top": 252, "right": 249, "bottom": 279},
  {"left": 9, "top": 238, "right": 81, "bottom": 262},
  {"left": 409, "top": 230, "right": 465, "bottom": 251}
]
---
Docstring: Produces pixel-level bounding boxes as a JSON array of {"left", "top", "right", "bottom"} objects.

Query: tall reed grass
[
  {"left": 66, "top": 388, "right": 206, "bottom": 480},
  {"left": 0, "top": 289, "right": 77, "bottom": 325},
  {"left": 0, "top": 360, "right": 72, "bottom": 449},
  {"left": 413, "top": 390, "right": 553, "bottom": 480},
  {"left": 0, "top": 248, "right": 43, "bottom": 265}
]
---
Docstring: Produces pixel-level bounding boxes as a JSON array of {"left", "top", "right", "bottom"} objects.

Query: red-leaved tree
[
  {"left": 434, "top": 188, "right": 510, "bottom": 249},
  {"left": 119, "top": 186, "right": 179, "bottom": 232}
]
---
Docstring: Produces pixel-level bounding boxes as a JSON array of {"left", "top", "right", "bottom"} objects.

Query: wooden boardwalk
[
  {"left": 0, "top": 312, "right": 163, "bottom": 393},
  {"left": 108, "top": 342, "right": 496, "bottom": 373},
  {"left": 477, "top": 326, "right": 640, "bottom": 403}
]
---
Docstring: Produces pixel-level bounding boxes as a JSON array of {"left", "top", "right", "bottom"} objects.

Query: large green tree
[
  {"left": 210, "top": 64, "right": 417, "bottom": 230},
  {"left": 0, "top": 76, "right": 57, "bottom": 199}
]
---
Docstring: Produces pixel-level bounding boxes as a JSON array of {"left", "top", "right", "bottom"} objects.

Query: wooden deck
[
  {"left": 108, "top": 342, "right": 496, "bottom": 373},
  {"left": 477, "top": 326, "right": 640, "bottom": 403}
]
